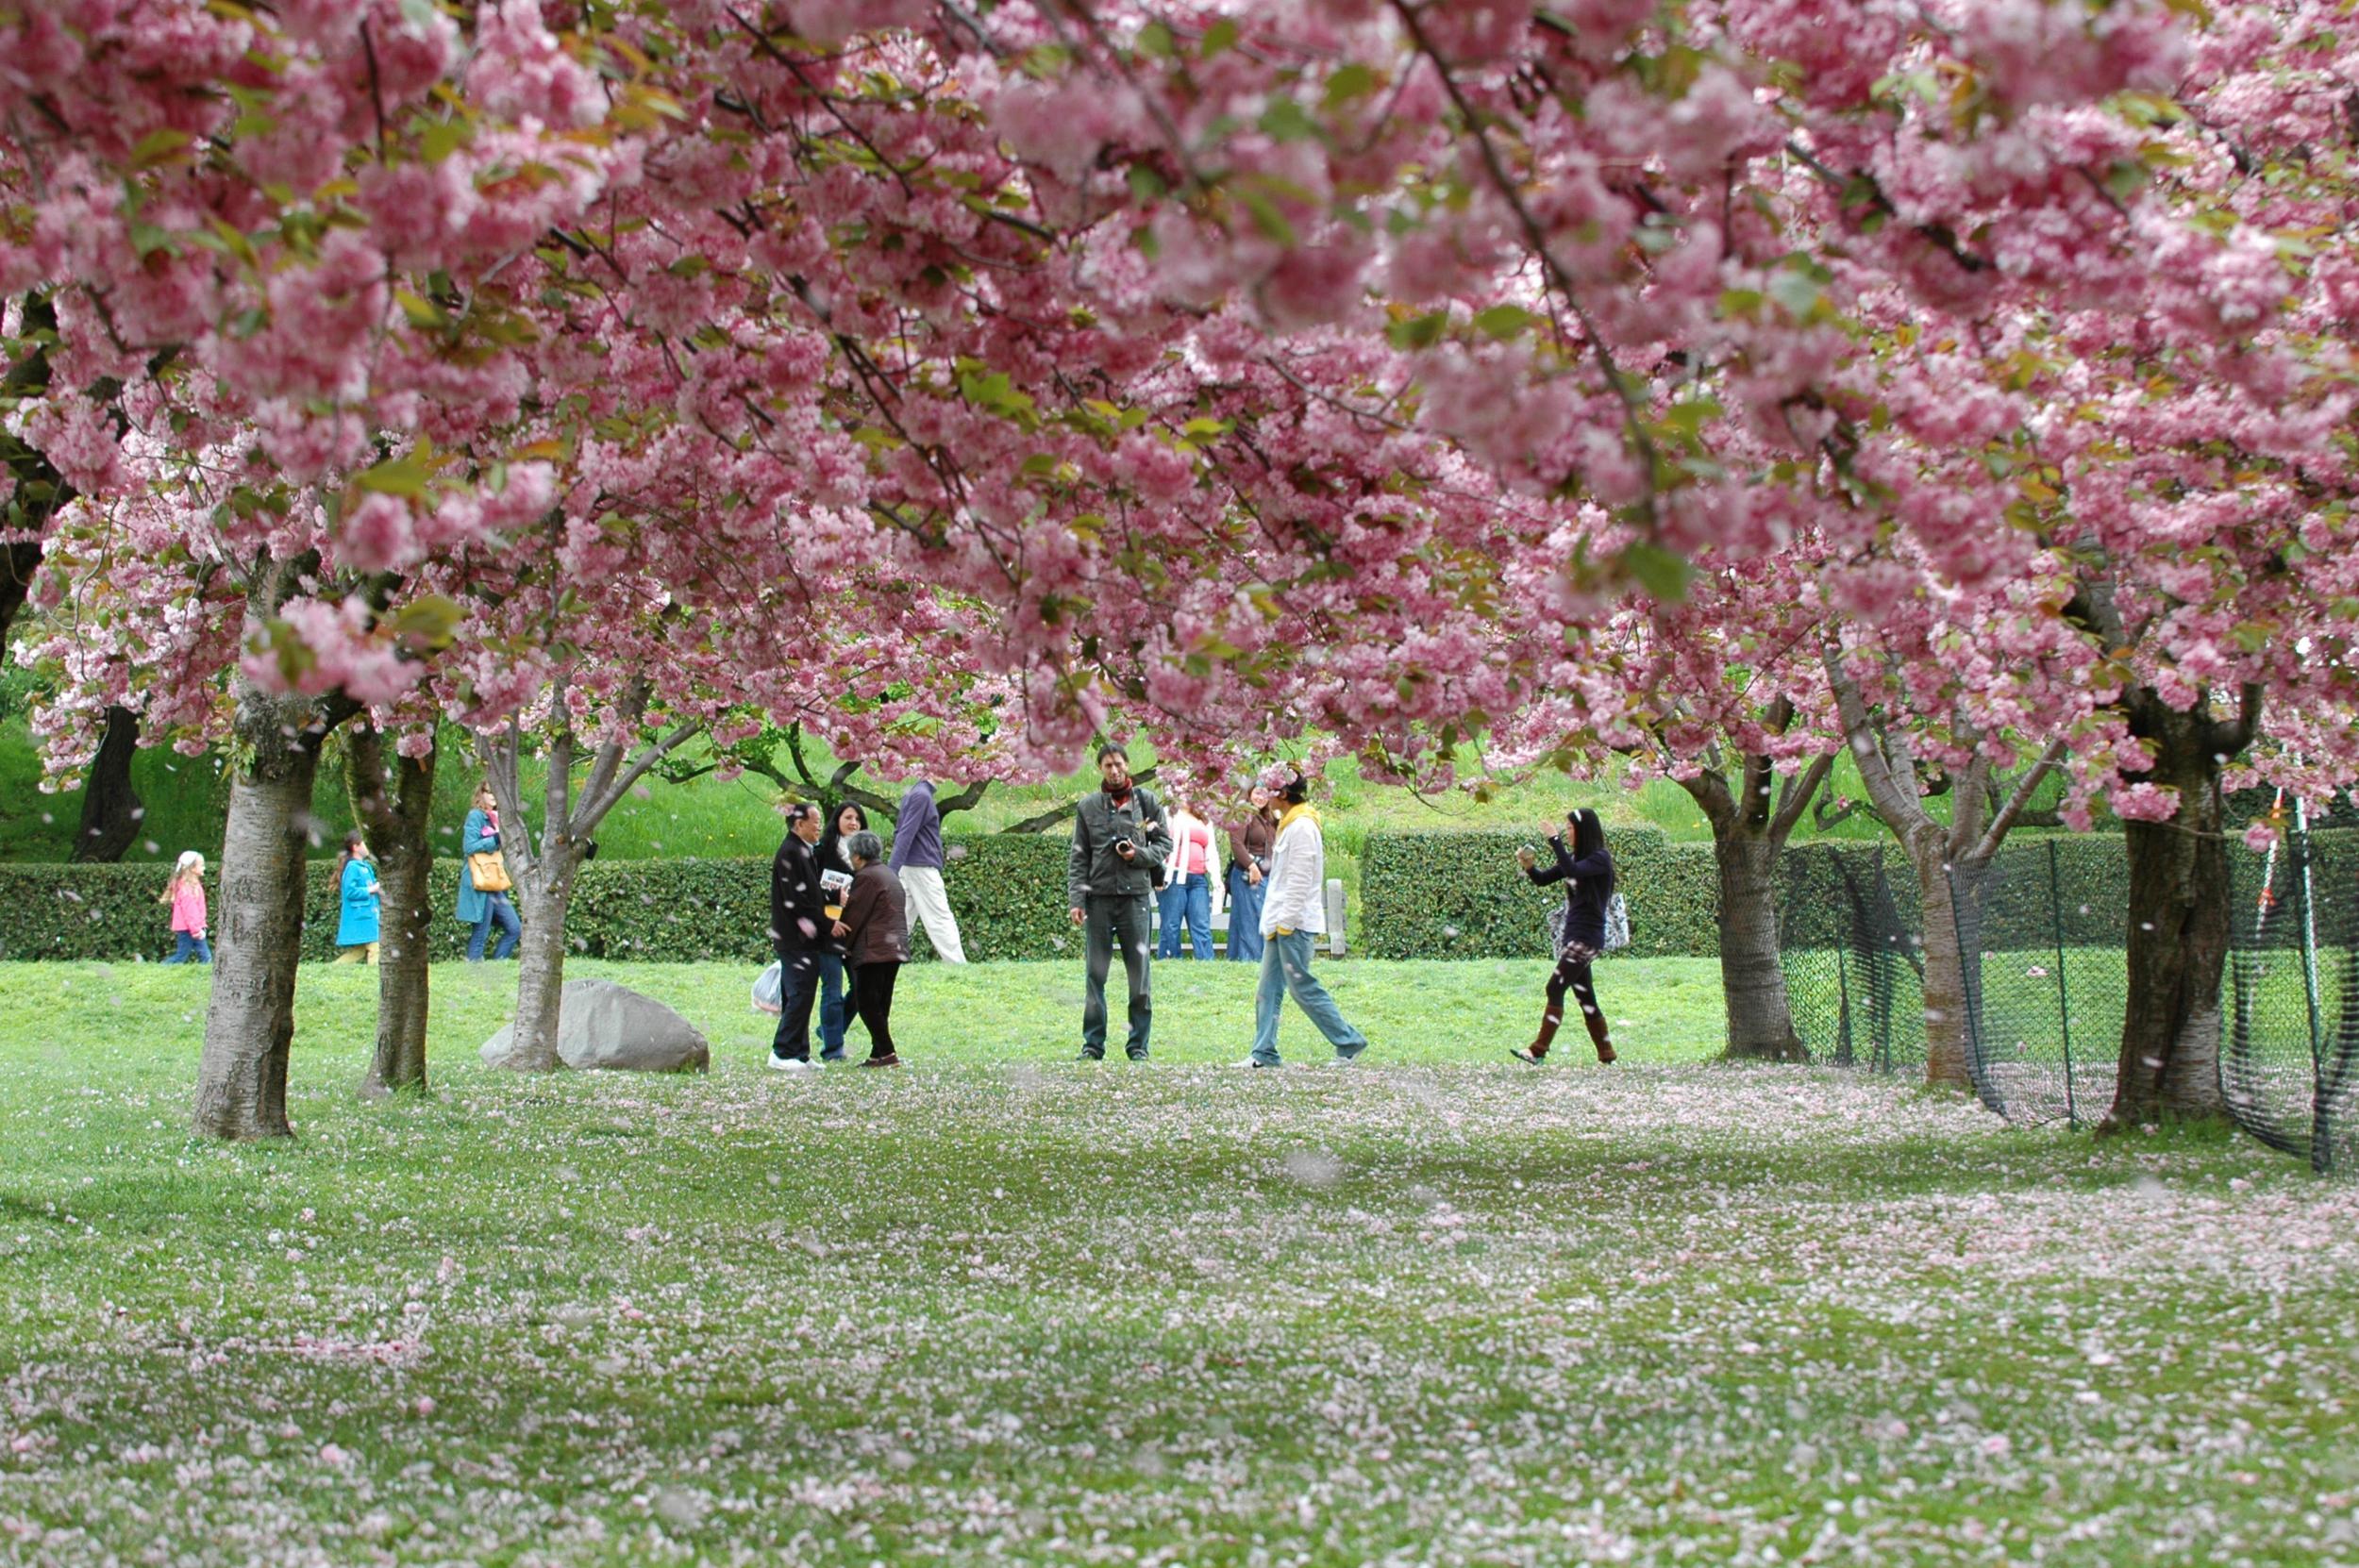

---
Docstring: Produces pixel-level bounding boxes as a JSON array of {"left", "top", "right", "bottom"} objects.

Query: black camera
[{"left": 1114, "top": 837, "right": 1134, "bottom": 853}]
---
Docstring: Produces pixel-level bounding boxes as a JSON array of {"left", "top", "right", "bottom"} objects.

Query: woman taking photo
[
  {"left": 1514, "top": 807, "right": 1618, "bottom": 1065},
  {"left": 831, "top": 830, "right": 908, "bottom": 1068},
  {"left": 457, "top": 784, "right": 522, "bottom": 962}
]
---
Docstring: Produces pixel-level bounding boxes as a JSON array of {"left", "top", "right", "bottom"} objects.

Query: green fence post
[{"left": 2049, "top": 839, "right": 2078, "bottom": 1128}]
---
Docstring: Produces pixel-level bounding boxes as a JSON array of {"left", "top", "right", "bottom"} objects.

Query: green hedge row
[
  {"left": 10, "top": 826, "right": 2344, "bottom": 963},
  {"left": 1357, "top": 827, "right": 1722, "bottom": 959},
  {"left": 0, "top": 835, "right": 1082, "bottom": 963},
  {"left": 1359, "top": 826, "right": 2359, "bottom": 960}
]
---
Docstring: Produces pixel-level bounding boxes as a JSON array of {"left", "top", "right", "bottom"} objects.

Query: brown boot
[
  {"left": 1513, "top": 1012, "right": 1562, "bottom": 1065},
  {"left": 1582, "top": 1010, "right": 1616, "bottom": 1064}
]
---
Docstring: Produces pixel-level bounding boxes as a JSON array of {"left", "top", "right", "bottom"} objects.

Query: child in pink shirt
[{"left": 160, "top": 851, "right": 212, "bottom": 964}]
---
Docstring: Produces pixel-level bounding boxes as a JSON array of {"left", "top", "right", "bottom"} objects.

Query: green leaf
[
  {"left": 1201, "top": 17, "right": 1239, "bottom": 58},
  {"left": 1765, "top": 267, "right": 1823, "bottom": 319},
  {"left": 1620, "top": 541, "right": 1694, "bottom": 603},
  {"left": 353, "top": 456, "right": 436, "bottom": 502},
  {"left": 1470, "top": 305, "right": 1536, "bottom": 340},
  {"left": 418, "top": 118, "right": 472, "bottom": 164},
  {"left": 1323, "top": 63, "right": 1380, "bottom": 109},
  {"left": 1234, "top": 186, "right": 1297, "bottom": 247},
  {"left": 1259, "top": 99, "right": 1316, "bottom": 142},
  {"left": 126, "top": 223, "right": 180, "bottom": 259},
  {"left": 1136, "top": 21, "right": 1175, "bottom": 59},
  {"left": 129, "top": 128, "right": 194, "bottom": 170},
  {"left": 385, "top": 594, "right": 463, "bottom": 648},
  {"left": 1384, "top": 310, "right": 1447, "bottom": 350}
]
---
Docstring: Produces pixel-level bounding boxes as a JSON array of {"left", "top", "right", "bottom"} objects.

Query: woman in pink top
[
  {"left": 1155, "top": 794, "right": 1221, "bottom": 960},
  {"left": 159, "top": 850, "right": 212, "bottom": 964}
]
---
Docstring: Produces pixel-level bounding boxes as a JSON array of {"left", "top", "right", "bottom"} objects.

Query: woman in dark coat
[
  {"left": 831, "top": 829, "right": 910, "bottom": 1068},
  {"left": 1513, "top": 807, "right": 1617, "bottom": 1065}
]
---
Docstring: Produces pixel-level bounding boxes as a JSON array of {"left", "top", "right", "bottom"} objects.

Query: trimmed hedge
[
  {"left": 1361, "top": 826, "right": 2359, "bottom": 960},
  {"left": 0, "top": 835, "right": 1082, "bottom": 963},
  {"left": 1359, "top": 827, "right": 1721, "bottom": 959},
  {"left": 12, "top": 827, "right": 2344, "bottom": 964}
]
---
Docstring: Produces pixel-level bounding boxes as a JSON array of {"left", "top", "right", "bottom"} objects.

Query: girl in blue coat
[
  {"left": 458, "top": 784, "right": 522, "bottom": 961},
  {"left": 334, "top": 830, "right": 382, "bottom": 963}
]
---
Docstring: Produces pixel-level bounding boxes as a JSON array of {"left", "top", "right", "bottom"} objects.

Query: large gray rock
[{"left": 478, "top": 978, "right": 710, "bottom": 1074}]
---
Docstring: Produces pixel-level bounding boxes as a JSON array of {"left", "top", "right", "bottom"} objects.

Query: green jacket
[{"left": 1068, "top": 788, "right": 1171, "bottom": 905}]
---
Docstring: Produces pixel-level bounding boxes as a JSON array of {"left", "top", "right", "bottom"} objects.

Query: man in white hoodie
[{"left": 1242, "top": 767, "right": 1368, "bottom": 1068}]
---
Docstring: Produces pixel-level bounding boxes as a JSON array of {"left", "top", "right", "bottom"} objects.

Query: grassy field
[{"left": 2, "top": 959, "right": 2354, "bottom": 1566}]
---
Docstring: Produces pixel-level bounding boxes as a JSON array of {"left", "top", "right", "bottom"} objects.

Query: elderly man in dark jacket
[
  {"left": 1066, "top": 743, "right": 1170, "bottom": 1060},
  {"left": 768, "top": 803, "right": 836, "bottom": 1073}
]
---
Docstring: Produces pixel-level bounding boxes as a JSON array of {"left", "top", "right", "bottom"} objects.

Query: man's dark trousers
[
  {"left": 773, "top": 951, "right": 821, "bottom": 1061},
  {"left": 1081, "top": 892, "right": 1153, "bottom": 1059}
]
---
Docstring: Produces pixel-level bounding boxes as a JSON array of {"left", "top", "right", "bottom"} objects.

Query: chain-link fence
[
  {"left": 1779, "top": 821, "right": 2357, "bottom": 1170},
  {"left": 2223, "top": 812, "right": 2357, "bottom": 1172},
  {"left": 1778, "top": 843, "right": 1925, "bottom": 1077},
  {"left": 1945, "top": 841, "right": 2125, "bottom": 1128},
  {"left": 1941, "top": 818, "right": 2358, "bottom": 1165}
]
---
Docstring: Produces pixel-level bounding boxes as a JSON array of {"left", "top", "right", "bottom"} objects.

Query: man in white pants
[{"left": 890, "top": 779, "right": 967, "bottom": 963}]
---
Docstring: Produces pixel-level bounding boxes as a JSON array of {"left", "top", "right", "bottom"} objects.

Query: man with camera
[{"left": 1067, "top": 743, "right": 1171, "bottom": 1060}]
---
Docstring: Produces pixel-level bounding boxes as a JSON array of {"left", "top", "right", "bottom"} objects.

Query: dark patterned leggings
[{"left": 1545, "top": 940, "right": 1602, "bottom": 1030}]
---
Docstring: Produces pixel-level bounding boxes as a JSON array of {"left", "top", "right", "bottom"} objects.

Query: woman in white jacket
[{"left": 1241, "top": 768, "right": 1368, "bottom": 1067}]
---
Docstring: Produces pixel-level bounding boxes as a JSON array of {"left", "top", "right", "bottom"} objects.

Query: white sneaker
[
  {"left": 1237, "top": 1056, "right": 1279, "bottom": 1069},
  {"left": 767, "top": 1056, "right": 817, "bottom": 1074}
]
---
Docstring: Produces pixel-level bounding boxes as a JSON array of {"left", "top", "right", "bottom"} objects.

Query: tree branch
[
  {"left": 1768, "top": 751, "right": 1837, "bottom": 846},
  {"left": 1970, "top": 739, "right": 2067, "bottom": 863}
]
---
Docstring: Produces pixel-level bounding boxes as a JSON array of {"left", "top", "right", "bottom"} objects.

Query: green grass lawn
[{"left": 1, "top": 959, "right": 2354, "bottom": 1565}]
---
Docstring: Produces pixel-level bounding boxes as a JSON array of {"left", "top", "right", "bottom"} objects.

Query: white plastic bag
[{"left": 751, "top": 959, "right": 784, "bottom": 1015}]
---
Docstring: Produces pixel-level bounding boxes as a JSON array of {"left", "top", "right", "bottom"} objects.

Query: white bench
[{"left": 1147, "top": 877, "right": 1347, "bottom": 958}]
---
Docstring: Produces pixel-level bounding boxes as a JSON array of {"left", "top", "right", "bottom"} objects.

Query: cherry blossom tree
[{"left": 12, "top": 0, "right": 2359, "bottom": 1141}]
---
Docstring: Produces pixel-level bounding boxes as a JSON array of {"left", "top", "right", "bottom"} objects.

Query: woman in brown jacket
[{"left": 831, "top": 830, "right": 910, "bottom": 1068}]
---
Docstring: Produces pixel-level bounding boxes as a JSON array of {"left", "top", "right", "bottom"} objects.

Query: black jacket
[
  {"left": 770, "top": 835, "right": 836, "bottom": 957},
  {"left": 1068, "top": 787, "right": 1170, "bottom": 904},
  {"left": 1527, "top": 835, "right": 1614, "bottom": 948}
]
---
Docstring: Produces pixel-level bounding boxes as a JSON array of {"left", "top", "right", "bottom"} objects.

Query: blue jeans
[
  {"left": 163, "top": 932, "right": 212, "bottom": 964},
  {"left": 468, "top": 894, "right": 521, "bottom": 961},
  {"left": 1157, "top": 873, "right": 1212, "bottom": 959},
  {"left": 1225, "top": 868, "right": 1266, "bottom": 961},
  {"left": 1248, "top": 930, "right": 1366, "bottom": 1065},
  {"left": 816, "top": 952, "right": 847, "bottom": 1059}
]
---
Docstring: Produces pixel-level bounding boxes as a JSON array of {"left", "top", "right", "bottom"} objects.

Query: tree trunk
[
  {"left": 1908, "top": 833, "right": 1974, "bottom": 1092},
  {"left": 348, "top": 727, "right": 437, "bottom": 1097},
  {"left": 192, "top": 692, "right": 325, "bottom": 1141},
  {"left": 0, "top": 540, "right": 40, "bottom": 652},
  {"left": 494, "top": 846, "right": 581, "bottom": 1072},
  {"left": 70, "top": 706, "right": 142, "bottom": 862},
  {"left": 2103, "top": 698, "right": 2235, "bottom": 1129},
  {"left": 1715, "top": 830, "right": 1805, "bottom": 1060}
]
